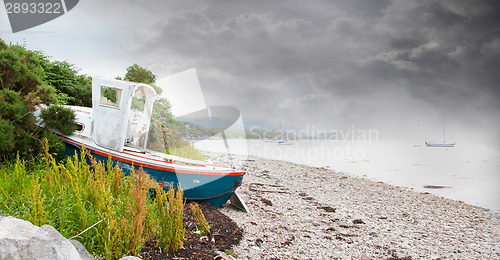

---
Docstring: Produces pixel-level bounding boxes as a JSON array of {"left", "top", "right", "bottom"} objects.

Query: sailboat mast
[
  {"left": 426, "top": 110, "right": 455, "bottom": 147},
  {"left": 443, "top": 111, "right": 446, "bottom": 144},
  {"left": 279, "top": 120, "right": 282, "bottom": 139}
]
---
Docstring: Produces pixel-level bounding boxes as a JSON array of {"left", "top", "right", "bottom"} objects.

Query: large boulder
[{"left": 0, "top": 216, "right": 93, "bottom": 260}]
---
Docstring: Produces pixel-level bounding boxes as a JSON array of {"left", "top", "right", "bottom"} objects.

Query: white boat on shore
[{"left": 35, "top": 77, "right": 247, "bottom": 207}]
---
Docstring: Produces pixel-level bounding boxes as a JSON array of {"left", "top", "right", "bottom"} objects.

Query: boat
[
  {"left": 425, "top": 142, "right": 455, "bottom": 148},
  {"left": 277, "top": 139, "right": 293, "bottom": 145},
  {"left": 275, "top": 120, "right": 293, "bottom": 145},
  {"left": 426, "top": 112, "right": 455, "bottom": 148},
  {"left": 35, "top": 78, "right": 246, "bottom": 207}
]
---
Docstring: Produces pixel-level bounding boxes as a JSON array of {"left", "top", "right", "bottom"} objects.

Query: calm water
[{"left": 194, "top": 139, "right": 500, "bottom": 211}]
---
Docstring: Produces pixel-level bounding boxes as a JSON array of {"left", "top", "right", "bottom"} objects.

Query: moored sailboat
[{"left": 426, "top": 112, "right": 455, "bottom": 148}]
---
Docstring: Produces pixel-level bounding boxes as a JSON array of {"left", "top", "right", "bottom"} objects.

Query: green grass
[
  {"left": 169, "top": 141, "right": 206, "bottom": 161},
  {"left": 0, "top": 139, "right": 186, "bottom": 259}
]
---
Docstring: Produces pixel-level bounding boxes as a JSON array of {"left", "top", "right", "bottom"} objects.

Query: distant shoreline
[{"left": 196, "top": 139, "right": 500, "bottom": 212}]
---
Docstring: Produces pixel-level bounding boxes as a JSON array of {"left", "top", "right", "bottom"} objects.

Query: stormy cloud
[{"left": 1, "top": 0, "right": 499, "bottom": 145}]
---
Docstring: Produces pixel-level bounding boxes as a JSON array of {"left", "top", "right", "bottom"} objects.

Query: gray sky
[{"left": 1, "top": 0, "right": 499, "bottom": 145}]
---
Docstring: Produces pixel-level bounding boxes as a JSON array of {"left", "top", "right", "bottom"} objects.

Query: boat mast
[
  {"left": 443, "top": 111, "right": 446, "bottom": 144},
  {"left": 279, "top": 120, "right": 282, "bottom": 139}
]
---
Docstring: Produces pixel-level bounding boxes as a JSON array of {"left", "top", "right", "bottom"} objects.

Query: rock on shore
[
  {"left": 209, "top": 153, "right": 500, "bottom": 259},
  {"left": 0, "top": 216, "right": 93, "bottom": 260}
]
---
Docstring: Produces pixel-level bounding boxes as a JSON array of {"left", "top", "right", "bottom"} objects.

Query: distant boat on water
[
  {"left": 274, "top": 120, "right": 293, "bottom": 145},
  {"left": 426, "top": 112, "right": 455, "bottom": 148},
  {"left": 425, "top": 142, "right": 455, "bottom": 148},
  {"left": 278, "top": 139, "right": 293, "bottom": 145}
]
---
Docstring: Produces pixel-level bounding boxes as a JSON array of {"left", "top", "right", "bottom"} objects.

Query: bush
[
  {"left": 40, "top": 105, "right": 77, "bottom": 135},
  {"left": 0, "top": 89, "right": 63, "bottom": 161},
  {"left": 189, "top": 202, "right": 211, "bottom": 236},
  {"left": 0, "top": 39, "right": 66, "bottom": 161},
  {"left": 154, "top": 183, "right": 185, "bottom": 253},
  {"left": 0, "top": 139, "right": 187, "bottom": 259}
]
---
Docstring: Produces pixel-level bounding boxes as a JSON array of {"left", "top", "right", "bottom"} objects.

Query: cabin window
[
  {"left": 100, "top": 86, "right": 122, "bottom": 108},
  {"left": 131, "top": 96, "right": 145, "bottom": 112},
  {"left": 75, "top": 123, "right": 84, "bottom": 132}
]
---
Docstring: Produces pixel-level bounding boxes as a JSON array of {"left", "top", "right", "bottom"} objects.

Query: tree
[
  {"left": 40, "top": 105, "right": 77, "bottom": 135},
  {"left": 121, "top": 64, "right": 181, "bottom": 153},
  {"left": 0, "top": 39, "right": 72, "bottom": 160},
  {"left": 0, "top": 42, "right": 54, "bottom": 104},
  {"left": 124, "top": 64, "right": 156, "bottom": 85},
  {"left": 124, "top": 64, "right": 162, "bottom": 94},
  {"left": 43, "top": 60, "right": 92, "bottom": 107}
]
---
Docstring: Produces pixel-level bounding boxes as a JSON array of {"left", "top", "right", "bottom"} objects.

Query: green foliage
[
  {"left": 147, "top": 98, "right": 176, "bottom": 152},
  {"left": 43, "top": 60, "right": 92, "bottom": 107},
  {"left": 25, "top": 82, "right": 60, "bottom": 108},
  {"left": 169, "top": 142, "right": 206, "bottom": 161},
  {"left": 154, "top": 183, "right": 185, "bottom": 253},
  {"left": 0, "top": 141, "right": 188, "bottom": 258},
  {"left": 0, "top": 39, "right": 7, "bottom": 50},
  {"left": 121, "top": 64, "right": 173, "bottom": 151},
  {"left": 152, "top": 98, "right": 173, "bottom": 121},
  {"left": 0, "top": 88, "right": 63, "bottom": 160},
  {"left": 40, "top": 105, "right": 77, "bottom": 135},
  {"left": 0, "top": 119, "right": 15, "bottom": 152},
  {"left": 102, "top": 87, "right": 118, "bottom": 103},
  {"left": 0, "top": 88, "right": 31, "bottom": 125},
  {"left": 0, "top": 39, "right": 73, "bottom": 160},
  {"left": 161, "top": 123, "right": 170, "bottom": 154},
  {"left": 0, "top": 41, "right": 48, "bottom": 99},
  {"left": 124, "top": 64, "right": 156, "bottom": 85},
  {"left": 131, "top": 96, "right": 145, "bottom": 111},
  {"left": 26, "top": 179, "right": 48, "bottom": 226},
  {"left": 123, "top": 64, "right": 162, "bottom": 94},
  {"left": 188, "top": 202, "right": 211, "bottom": 236}
]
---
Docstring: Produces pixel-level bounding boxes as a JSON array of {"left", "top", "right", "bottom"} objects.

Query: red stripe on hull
[{"left": 60, "top": 136, "right": 245, "bottom": 176}]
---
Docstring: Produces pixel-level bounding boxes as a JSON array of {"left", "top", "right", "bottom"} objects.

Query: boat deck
[{"left": 64, "top": 134, "right": 237, "bottom": 173}]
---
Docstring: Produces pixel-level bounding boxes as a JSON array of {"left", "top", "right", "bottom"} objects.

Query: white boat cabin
[{"left": 86, "top": 78, "right": 157, "bottom": 153}]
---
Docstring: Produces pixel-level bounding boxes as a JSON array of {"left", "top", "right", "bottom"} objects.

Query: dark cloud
[
  {"left": 118, "top": 1, "right": 500, "bottom": 126},
  {"left": 4, "top": 0, "right": 498, "bottom": 144}
]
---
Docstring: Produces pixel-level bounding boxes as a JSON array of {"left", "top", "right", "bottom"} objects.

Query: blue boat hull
[{"left": 63, "top": 139, "right": 244, "bottom": 207}]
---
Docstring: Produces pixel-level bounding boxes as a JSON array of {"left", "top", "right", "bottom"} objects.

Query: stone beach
[{"left": 208, "top": 152, "right": 500, "bottom": 259}]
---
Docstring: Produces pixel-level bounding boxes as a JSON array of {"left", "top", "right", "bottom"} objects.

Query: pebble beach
[{"left": 208, "top": 152, "right": 500, "bottom": 259}]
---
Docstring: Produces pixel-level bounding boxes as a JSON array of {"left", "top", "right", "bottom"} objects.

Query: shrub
[
  {"left": 0, "top": 139, "right": 187, "bottom": 258},
  {"left": 0, "top": 89, "right": 64, "bottom": 161},
  {"left": 189, "top": 202, "right": 211, "bottom": 236},
  {"left": 154, "top": 183, "right": 185, "bottom": 253},
  {"left": 40, "top": 105, "right": 77, "bottom": 135},
  {"left": 0, "top": 40, "right": 66, "bottom": 161}
]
